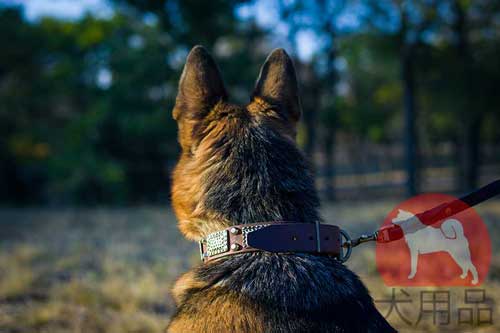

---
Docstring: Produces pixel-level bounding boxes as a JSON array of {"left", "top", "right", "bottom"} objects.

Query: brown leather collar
[{"left": 199, "top": 222, "right": 343, "bottom": 262}]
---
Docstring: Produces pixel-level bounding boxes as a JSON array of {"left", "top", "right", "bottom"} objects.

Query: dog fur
[{"left": 167, "top": 45, "right": 396, "bottom": 333}]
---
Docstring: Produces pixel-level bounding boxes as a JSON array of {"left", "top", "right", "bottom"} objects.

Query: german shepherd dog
[{"left": 168, "top": 45, "right": 396, "bottom": 332}]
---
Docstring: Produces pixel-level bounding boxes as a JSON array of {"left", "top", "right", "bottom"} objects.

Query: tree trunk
[
  {"left": 321, "top": 37, "right": 338, "bottom": 201},
  {"left": 323, "top": 130, "right": 335, "bottom": 201},
  {"left": 461, "top": 118, "right": 480, "bottom": 191},
  {"left": 300, "top": 64, "right": 319, "bottom": 159},
  {"left": 454, "top": 0, "right": 481, "bottom": 192},
  {"left": 401, "top": 45, "right": 418, "bottom": 197}
]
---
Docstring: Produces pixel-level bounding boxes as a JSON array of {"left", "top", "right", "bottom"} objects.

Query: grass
[{"left": 0, "top": 201, "right": 499, "bottom": 332}]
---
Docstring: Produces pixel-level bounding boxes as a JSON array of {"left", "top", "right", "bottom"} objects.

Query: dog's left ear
[
  {"left": 173, "top": 46, "right": 227, "bottom": 150},
  {"left": 252, "top": 48, "right": 301, "bottom": 124}
]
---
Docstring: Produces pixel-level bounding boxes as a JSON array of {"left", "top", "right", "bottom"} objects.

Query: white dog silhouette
[{"left": 392, "top": 209, "right": 478, "bottom": 284}]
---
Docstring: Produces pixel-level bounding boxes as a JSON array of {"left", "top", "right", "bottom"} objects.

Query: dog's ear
[
  {"left": 173, "top": 46, "right": 227, "bottom": 149},
  {"left": 252, "top": 48, "right": 301, "bottom": 124}
]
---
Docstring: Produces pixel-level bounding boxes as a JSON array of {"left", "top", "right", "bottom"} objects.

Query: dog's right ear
[
  {"left": 173, "top": 46, "right": 227, "bottom": 150},
  {"left": 252, "top": 48, "right": 301, "bottom": 126}
]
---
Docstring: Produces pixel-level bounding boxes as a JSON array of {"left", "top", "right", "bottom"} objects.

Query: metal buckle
[
  {"left": 199, "top": 239, "right": 206, "bottom": 260},
  {"left": 338, "top": 229, "right": 352, "bottom": 262}
]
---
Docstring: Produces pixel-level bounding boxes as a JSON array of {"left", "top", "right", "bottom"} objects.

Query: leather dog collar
[{"left": 199, "top": 222, "right": 345, "bottom": 262}]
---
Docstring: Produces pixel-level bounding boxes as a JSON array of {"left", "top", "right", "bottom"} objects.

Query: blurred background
[{"left": 0, "top": 0, "right": 499, "bottom": 332}]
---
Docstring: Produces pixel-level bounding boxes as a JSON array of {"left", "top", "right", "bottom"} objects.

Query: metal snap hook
[{"left": 339, "top": 229, "right": 352, "bottom": 262}]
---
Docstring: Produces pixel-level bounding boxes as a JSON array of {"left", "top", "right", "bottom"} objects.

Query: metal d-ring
[{"left": 338, "top": 229, "right": 352, "bottom": 262}]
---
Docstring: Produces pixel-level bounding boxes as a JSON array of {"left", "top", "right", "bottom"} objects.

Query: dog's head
[{"left": 171, "top": 46, "right": 318, "bottom": 240}]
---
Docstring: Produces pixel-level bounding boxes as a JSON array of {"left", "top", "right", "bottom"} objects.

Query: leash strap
[{"left": 344, "top": 179, "right": 500, "bottom": 255}]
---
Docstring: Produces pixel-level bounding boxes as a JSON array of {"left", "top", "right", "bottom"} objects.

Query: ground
[{"left": 1, "top": 201, "right": 499, "bottom": 332}]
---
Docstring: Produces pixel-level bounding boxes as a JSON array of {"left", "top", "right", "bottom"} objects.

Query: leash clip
[
  {"left": 340, "top": 231, "right": 378, "bottom": 262},
  {"left": 351, "top": 233, "right": 378, "bottom": 247}
]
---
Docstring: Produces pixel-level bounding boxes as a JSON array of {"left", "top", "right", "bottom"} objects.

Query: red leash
[{"left": 342, "top": 179, "right": 500, "bottom": 258}]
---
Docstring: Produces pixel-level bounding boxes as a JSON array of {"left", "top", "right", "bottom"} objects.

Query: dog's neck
[{"left": 194, "top": 121, "right": 321, "bottom": 236}]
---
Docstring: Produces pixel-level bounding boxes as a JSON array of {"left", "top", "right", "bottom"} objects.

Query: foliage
[
  {"left": 0, "top": 3, "right": 264, "bottom": 204},
  {"left": 0, "top": 0, "right": 499, "bottom": 204}
]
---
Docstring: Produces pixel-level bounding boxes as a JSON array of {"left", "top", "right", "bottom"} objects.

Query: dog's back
[
  {"left": 169, "top": 255, "right": 392, "bottom": 332},
  {"left": 168, "top": 46, "right": 395, "bottom": 332}
]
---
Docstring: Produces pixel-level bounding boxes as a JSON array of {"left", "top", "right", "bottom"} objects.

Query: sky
[
  {"left": 4, "top": 0, "right": 322, "bottom": 60},
  {"left": 4, "top": 0, "right": 112, "bottom": 20}
]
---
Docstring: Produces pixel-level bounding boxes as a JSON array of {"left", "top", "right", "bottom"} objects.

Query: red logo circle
[{"left": 376, "top": 193, "right": 491, "bottom": 286}]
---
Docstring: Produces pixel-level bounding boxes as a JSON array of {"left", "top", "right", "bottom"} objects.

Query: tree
[
  {"left": 449, "top": 0, "right": 500, "bottom": 192},
  {"left": 278, "top": 0, "right": 349, "bottom": 200},
  {"left": 363, "top": 0, "right": 440, "bottom": 196},
  {"left": 419, "top": 0, "right": 500, "bottom": 192},
  {"left": 0, "top": 1, "right": 269, "bottom": 204}
]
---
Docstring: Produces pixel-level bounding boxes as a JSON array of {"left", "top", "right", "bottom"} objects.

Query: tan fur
[
  {"left": 171, "top": 46, "right": 301, "bottom": 241},
  {"left": 172, "top": 102, "right": 240, "bottom": 240},
  {"left": 168, "top": 288, "right": 266, "bottom": 333},
  {"left": 171, "top": 270, "right": 209, "bottom": 305},
  {"left": 172, "top": 97, "right": 300, "bottom": 240},
  {"left": 168, "top": 47, "right": 323, "bottom": 332}
]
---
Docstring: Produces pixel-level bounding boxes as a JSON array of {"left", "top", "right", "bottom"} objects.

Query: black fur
[
  {"left": 178, "top": 253, "right": 395, "bottom": 332},
  {"left": 170, "top": 110, "right": 396, "bottom": 332},
  {"left": 202, "top": 113, "right": 320, "bottom": 225}
]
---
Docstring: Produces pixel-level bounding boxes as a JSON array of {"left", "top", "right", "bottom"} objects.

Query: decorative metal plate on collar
[{"left": 204, "top": 229, "right": 229, "bottom": 257}]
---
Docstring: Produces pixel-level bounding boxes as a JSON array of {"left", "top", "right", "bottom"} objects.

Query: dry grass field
[{"left": 1, "top": 200, "right": 500, "bottom": 332}]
